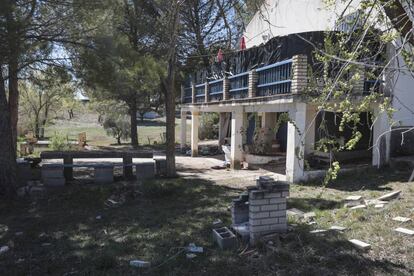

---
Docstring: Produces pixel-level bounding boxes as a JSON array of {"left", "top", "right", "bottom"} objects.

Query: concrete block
[
  {"left": 249, "top": 199, "right": 269, "bottom": 206},
  {"left": 260, "top": 217, "right": 278, "bottom": 225},
  {"left": 349, "top": 239, "right": 371, "bottom": 250},
  {"left": 392, "top": 217, "right": 412, "bottom": 223},
  {"left": 269, "top": 198, "right": 286, "bottom": 204},
  {"left": 94, "top": 166, "right": 114, "bottom": 184},
  {"left": 261, "top": 204, "right": 279, "bottom": 211},
  {"left": 250, "top": 225, "right": 270, "bottom": 233},
  {"left": 394, "top": 227, "right": 414, "bottom": 236},
  {"left": 249, "top": 190, "right": 264, "bottom": 199},
  {"left": 278, "top": 203, "right": 287, "bottom": 210},
  {"left": 249, "top": 206, "right": 261, "bottom": 212},
  {"left": 269, "top": 211, "right": 286, "bottom": 218},
  {"left": 43, "top": 177, "right": 65, "bottom": 187},
  {"left": 136, "top": 161, "right": 155, "bottom": 179},
  {"left": 249, "top": 211, "right": 269, "bottom": 219},
  {"left": 212, "top": 227, "right": 237, "bottom": 250},
  {"left": 264, "top": 192, "right": 282, "bottom": 199}
]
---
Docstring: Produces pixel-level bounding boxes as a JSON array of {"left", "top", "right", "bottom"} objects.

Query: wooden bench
[{"left": 40, "top": 150, "right": 154, "bottom": 181}]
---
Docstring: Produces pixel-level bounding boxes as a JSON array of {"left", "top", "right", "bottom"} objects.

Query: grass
[{"left": 0, "top": 169, "right": 413, "bottom": 275}]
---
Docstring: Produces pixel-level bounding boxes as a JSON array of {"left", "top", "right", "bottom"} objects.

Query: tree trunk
[
  {"left": 117, "top": 136, "right": 122, "bottom": 145},
  {"left": 8, "top": 60, "right": 19, "bottom": 152},
  {"left": 0, "top": 69, "right": 17, "bottom": 197},
  {"left": 129, "top": 103, "right": 138, "bottom": 148}
]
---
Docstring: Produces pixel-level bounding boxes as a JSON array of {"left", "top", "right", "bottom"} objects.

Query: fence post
[
  {"left": 223, "top": 76, "right": 230, "bottom": 100},
  {"left": 191, "top": 82, "right": 196, "bottom": 104},
  {"left": 205, "top": 81, "right": 209, "bottom": 103},
  {"left": 291, "top": 55, "right": 308, "bottom": 94},
  {"left": 248, "top": 69, "right": 258, "bottom": 98}
]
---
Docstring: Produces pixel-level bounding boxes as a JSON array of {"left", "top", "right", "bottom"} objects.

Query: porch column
[
  {"left": 180, "top": 110, "right": 187, "bottom": 152},
  {"left": 372, "top": 107, "right": 390, "bottom": 168},
  {"left": 305, "top": 105, "right": 317, "bottom": 157},
  {"left": 286, "top": 103, "right": 307, "bottom": 183},
  {"left": 218, "top": 112, "right": 228, "bottom": 147},
  {"left": 191, "top": 111, "right": 200, "bottom": 157},
  {"left": 231, "top": 109, "right": 244, "bottom": 170}
]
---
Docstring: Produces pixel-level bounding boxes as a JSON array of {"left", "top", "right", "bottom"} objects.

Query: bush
[
  {"left": 49, "top": 132, "right": 71, "bottom": 151},
  {"left": 199, "top": 113, "right": 219, "bottom": 140},
  {"left": 103, "top": 114, "right": 131, "bottom": 145}
]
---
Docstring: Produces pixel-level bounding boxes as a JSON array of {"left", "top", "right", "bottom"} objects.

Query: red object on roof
[
  {"left": 217, "top": 49, "right": 224, "bottom": 62},
  {"left": 240, "top": 36, "right": 246, "bottom": 50}
]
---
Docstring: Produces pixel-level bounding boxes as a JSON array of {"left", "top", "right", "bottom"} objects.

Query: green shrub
[
  {"left": 199, "top": 113, "right": 219, "bottom": 140},
  {"left": 49, "top": 132, "right": 71, "bottom": 151},
  {"left": 103, "top": 114, "right": 131, "bottom": 145}
]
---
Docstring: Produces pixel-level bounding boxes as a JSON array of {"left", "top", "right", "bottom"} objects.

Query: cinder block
[
  {"left": 94, "top": 166, "right": 114, "bottom": 184},
  {"left": 278, "top": 203, "right": 287, "bottom": 210},
  {"left": 261, "top": 204, "right": 279, "bottom": 211},
  {"left": 249, "top": 190, "right": 264, "bottom": 199},
  {"left": 249, "top": 219, "right": 262, "bottom": 226},
  {"left": 136, "top": 161, "right": 155, "bottom": 179},
  {"left": 43, "top": 177, "right": 65, "bottom": 187},
  {"left": 269, "top": 211, "right": 286, "bottom": 218},
  {"left": 264, "top": 192, "right": 281, "bottom": 199},
  {"left": 260, "top": 218, "right": 278, "bottom": 225},
  {"left": 250, "top": 225, "right": 270, "bottom": 233},
  {"left": 212, "top": 227, "right": 237, "bottom": 250},
  {"left": 269, "top": 198, "right": 286, "bottom": 204},
  {"left": 249, "top": 206, "right": 261, "bottom": 212},
  {"left": 249, "top": 199, "right": 269, "bottom": 206},
  {"left": 249, "top": 211, "right": 269, "bottom": 219},
  {"left": 278, "top": 217, "right": 287, "bottom": 224}
]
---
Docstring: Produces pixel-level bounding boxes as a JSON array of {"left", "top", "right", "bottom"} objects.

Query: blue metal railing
[
  {"left": 195, "top": 83, "right": 205, "bottom": 103},
  {"left": 256, "top": 59, "right": 293, "bottom": 96},
  {"left": 183, "top": 87, "right": 192, "bottom": 103},
  {"left": 209, "top": 79, "right": 224, "bottom": 102},
  {"left": 229, "top": 72, "right": 249, "bottom": 99}
]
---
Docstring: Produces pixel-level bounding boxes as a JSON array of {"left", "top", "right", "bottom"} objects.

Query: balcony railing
[
  {"left": 229, "top": 72, "right": 249, "bottom": 99},
  {"left": 257, "top": 59, "right": 292, "bottom": 96},
  {"left": 195, "top": 83, "right": 205, "bottom": 103},
  {"left": 183, "top": 87, "right": 192, "bottom": 103},
  {"left": 208, "top": 79, "right": 224, "bottom": 102}
]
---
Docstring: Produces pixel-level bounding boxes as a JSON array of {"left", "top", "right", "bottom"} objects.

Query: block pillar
[
  {"left": 248, "top": 69, "right": 258, "bottom": 98},
  {"left": 191, "top": 111, "right": 200, "bottom": 157},
  {"left": 372, "top": 107, "right": 390, "bottom": 168},
  {"left": 223, "top": 77, "right": 230, "bottom": 100},
  {"left": 286, "top": 103, "right": 307, "bottom": 183},
  {"left": 305, "top": 105, "right": 317, "bottom": 157},
  {"left": 180, "top": 110, "right": 187, "bottom": 151},
  {"left": 231, "top": 109, "right": 244, "bottom": 170},
  {"left": 291, "top": 55, "right": 308, "bottom": 94},
  {"left": 219, "top": 112, "right": 228, "bottom": 147},
  {"left": 204, "top": 82, "right": 209, "bottom": 103},
  {"left": 191, "top": 83, "right": 196, "bottom": 104}
]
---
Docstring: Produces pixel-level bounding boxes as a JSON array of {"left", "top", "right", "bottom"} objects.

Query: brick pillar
[
  {"left": 249, "top": 176, "right": 289, "bottom": 245},
  {"left": 353, "top": 66, "right": 365, "bottom": 94},
  {"left": 191, "top": 83, "right": 196, "bottom": 104},
  {"left": 223, "top": 77, "right": 230, "bottom": 100},
  {"left": 291, "top": 55, "right": 308, "bottom": 94},
  {"left": 205, "top": 82, "right": 209, "bottom": 103},
  {"left": 248, "top": 70, "right": 258, "bottom": 98},
  {"left": 231, "top": 192, "right": 249, "bottom": 225}
]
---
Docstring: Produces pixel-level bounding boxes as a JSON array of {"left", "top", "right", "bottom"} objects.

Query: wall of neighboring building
[{"left": 244, "top": 0, "right": 361, "bottom": 48}]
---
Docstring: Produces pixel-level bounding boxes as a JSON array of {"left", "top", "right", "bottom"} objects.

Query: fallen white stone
[
  {"left": 374, "top": 204, "right": 385, "bottom": 209},
  {"left": 130, "top": 260, "right": 151, "bottom": 268},
  {"left": 365, "top": 199, "right": 388, "bottom": 206},
  {"left": 349, "top": 239, "right": 371, "bottom": 250},
  {"left": 377, "top": 191, "right": 401, "bottom": 201},
  {"left": 392, "top": 217, "right": 412, "bottom": 223},
  {"left": 304, "top": 212, "right": 316, "bottom": 219},
  {"left": 330, "top": 226, "right": 347, "bottom": 231},
  {"left": 346, "top": 195, "right": 363, "bottom": 201},
  {"left": 0, "top": 246, "right": 9, "bottom": 255},
  {"left": 310, "top": 229, "right": 327, "bottom": 234},
  {"left": 287, "top": 208, "right": 305, "bottom": 217},
  {"left": 350, "top": 205, "right": 367, "bottom": 210},
  {"left": 394, "top": 227, "right": 414, "bottom": 236}
]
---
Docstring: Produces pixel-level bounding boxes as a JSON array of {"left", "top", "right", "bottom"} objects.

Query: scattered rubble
[
  {"left": 304, "top": 212, "right": 316, "bottom": 220},
  {"left": 394, "top": 227, "right": 414, "bottom": 236},
  {"left": 330, "top": 226, "right": 347, "bottom": 231},
  {"left": 186, "top": 253, "right": 197, "bottom": 259},
  {"left": 130, "top": 260, "right": 151, "bottom": 268},
  {"left": 365, "top": 199, "right": 388, "bottom": 206},
  {"left": 187, "top": 243, "right": 203, "bottom": 253},
  {"left": 349, "top": 239, "right": 371, "bottom": 250},
  {"left": 287, "top": 208, "right": 305, "bottom": 218},
  {"left": 392, "top": 217, "right": 412, "bottom": 223},
  {"left": 374, "top": 204, "right": 385, "bottom": 209},
  {"left": 377, "top": 191, "right": 401, "bottom": 201},
  {"left": 0, "top": 246, "right": 9, "bottom": 255},
  {"left": 346, "top": 195, "right": 363, "bottom": 201},
  {"left": 349, "top": 205, "right": 367, "bottom": 210},
  {"left": 212, "top": 227, "right": 237, "bottom": 250},
  {"left": 309, "top": 229, "right": 328, "bottom": 234}
]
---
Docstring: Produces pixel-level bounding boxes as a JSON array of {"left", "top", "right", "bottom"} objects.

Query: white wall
[{"left": 244, "top": 0, "right": 361, "bottom": 48}]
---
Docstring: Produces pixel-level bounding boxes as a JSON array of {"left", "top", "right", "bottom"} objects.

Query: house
[{"left": 179, "top": 0, "right": 414, "bottom": 183}]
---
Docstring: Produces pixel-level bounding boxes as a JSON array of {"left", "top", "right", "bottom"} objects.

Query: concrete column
[
  {"left": 291, "top": 55, "right": 308, "bottom": 94},
  {"left": 219, "top": 112, "right": 228, "bottom": 147},
  {"left": 248, "top": 69, "right": 258, "bottom": 98},
  {"left": 286, "top": 103, "right": 307, "bottom": 183},
  {"left": 372, "top": 107, "right": 390, "bottom": 168},
  {"left": 231, "top": 109, "right": 244, "bottom": 170},
  {"left": 191, "top": 111, "right": 200, "bottom": 157},
  {"left": 181, "top": 85, "right": 185, "bottom": 103},
  {"left": 223, "top": 77, "right": 230, "bottom": 100},
  {"left": 305, "top": 105, "right": 317, "bottom": 157},
  {"left": 180, "top": 110, "right": 187, "bottom": 151}
]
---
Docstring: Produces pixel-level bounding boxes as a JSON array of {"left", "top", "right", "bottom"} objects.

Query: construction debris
[
  {"left": 350, "top": 205, "right": 367, "bottom": 210},
  {"left": 349, "top": 239, "right": 371, "bottom": 250},
  {"left": 187, "top": 243, "right": 204, "bottom": 253},
  {"left": 0, "top": 246, "right": 9, "bottom": 255},
  {"left": 346, "top": 195, "right": 363, "bottom": 201},
  {"left": 287, "top": 208, "right": 305, "bottom": 218},
  {"left": 309, "top": 229, "right": 328, "bottom": 234},
  {"left": 392, "top": 217, "right": 412, "bottom": 223},
  {"left": 129, "top": 260, "right": 151, "bottom": 268},
  {"left": 394, "top": 227, "right": 414, "bottom": 236},
  {"left": 330, "top": 226, "right": 347, "bottom": 231},
  {"left": 377, "top": 191, "right": 401, "bottom": 201},
  {"left": 374, "top": 204, "right": 385, "bottom": 209},
  {"left": 365, "top": 199, "right": 388, "bottom": 206},
  {"left": 304, "top": 212, "right": 316, "bottom": 220}
]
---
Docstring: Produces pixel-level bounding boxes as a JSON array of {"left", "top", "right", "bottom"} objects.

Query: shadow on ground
[{"left": 0, "top": 175, "right": 410, "bottom": 275}]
